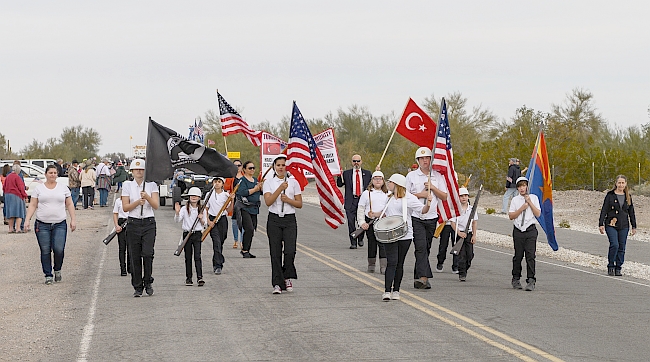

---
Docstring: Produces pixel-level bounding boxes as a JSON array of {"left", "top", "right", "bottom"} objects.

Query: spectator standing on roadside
[
  {"left": 599, "top": 175, "right": 637, "bottom": 276},
  {"left": 55, "top": 159, "right": 65, "bottom": 177},
  {"left": 3, "top": 164, "right": 28, "bottom": 233},
  {"left": 25, "top": 165, "right": 77, "bottom": 285},
  {"left": 2, "top": 164, "right": 10, "bottom": 225},
  {"left": 96, "top": 159, "right": 112, "bottom": 207},
  {"left": 80, "top": 163, "right": 96, "bottom": 210},
  {"left": 112, "top": 161, "right": 128, "bottom": 192},
  {"left": 502, "top": 158, "right": 521, "bottom": 214},
  {"left": 67, "top": 160, "right": 81, "bottom": 210}
]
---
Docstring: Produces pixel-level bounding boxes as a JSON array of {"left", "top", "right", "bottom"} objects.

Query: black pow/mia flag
[{"left": 145, "top": 117, "right": 238, "bottom": 182}]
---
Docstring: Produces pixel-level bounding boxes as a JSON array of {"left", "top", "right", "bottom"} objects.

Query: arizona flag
[
  {"left": 526, "top": 130, "right": 558, "bottom": 251},
  {"left": 396, "top": 98, "right": 437, "bottom": 147}
]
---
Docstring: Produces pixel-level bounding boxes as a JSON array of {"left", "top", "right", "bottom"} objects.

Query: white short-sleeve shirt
[
  {"left": 262, "top": 175, "right": 302, "bottom": 215},
  {"left": 451, "top": 204, "right": 478, "bottom": 233},
  {"left": 205, "top": 190, "right": 230, "bottom": 218},
  {"left": 382, "top": 192, "right": 426, "bottom": 240},
  {"left": 174, "top": 205, "right": 207, "bottom": 232},
  {"left": 509, "top": 194, "right": 540, "bottom": 232},
  {"left": 405, "top": 168, "right": 447, "bottom": 219},
  {"left": 122, "top": 180, "right": 158, "bottom": 218},
  {"left": 33, "top": 183, "right": 71, "bottom": 224},
  {"left": 113, "top": 198, "right": 129, "bottom": 219}
]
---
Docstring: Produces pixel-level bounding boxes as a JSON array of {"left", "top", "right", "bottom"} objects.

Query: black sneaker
[
  {"left": 197, "top": 278, "right": 205, "bottom": 287},
  {"left": 615, "top": 269, "right": 622, "bottom": 276},
  {"left": 186, "top": 278, "right": 193, "bottom": 286},
  {"left": 459, "top": 275, "right": 466, "bottom": 282},
  {"left": 349, "top": 245, "right": 357, "bottom": 249},
  {"left": 435, "top": 264, "right": 443, "bottom": 273},
  {"left": 121, "top": 269, "right": 127, "bottom": 276},
  {"left": 243, "top": 252, "right": 256, "bottom": 258},
  {"left": 511, "top": 278, "right": 522, "bottom": 289},
  {"left": 133, "top": 289, "right": 143, "bottom": 298},
  {"left": 145, "top": 284, "right": 154, "bottom": 296},
  {"left": 607, "top": 267, "right": 615, "bottom": 276},
  {"left": 358, "top": 239, "right": 364, "bottom": 247}
]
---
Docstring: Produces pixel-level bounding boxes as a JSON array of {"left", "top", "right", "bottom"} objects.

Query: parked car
[{"left": 20, "top": 164, "right": 69, "bottom": 197}]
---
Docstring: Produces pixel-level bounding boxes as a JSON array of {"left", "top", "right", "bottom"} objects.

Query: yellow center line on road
[{"left": 255, "top": 228, "right": 562, "bottom": 361}]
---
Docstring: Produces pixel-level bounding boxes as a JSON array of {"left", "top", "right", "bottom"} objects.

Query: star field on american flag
[
  {"left": 218, "top": 93, "right": 242, "bottom": 117},
  {"left": 438, "top": 108, "right": 452, "bottom": 150},
  {"left": 291, "top": 107, "right": 318, "bottom": 159}
]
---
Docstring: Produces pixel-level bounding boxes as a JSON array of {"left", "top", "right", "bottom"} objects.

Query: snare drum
[{"left": 373, "top": 216, "right": 408, "bottom": 243}]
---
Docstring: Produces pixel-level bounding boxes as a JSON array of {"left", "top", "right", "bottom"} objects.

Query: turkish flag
[{"left": 395, "top": 98, "right": 437, "bottom": 147}]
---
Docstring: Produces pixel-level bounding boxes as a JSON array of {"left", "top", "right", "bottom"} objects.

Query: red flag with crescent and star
[{"left": 395, "top": 98, "right": 437, "bottom": 147}]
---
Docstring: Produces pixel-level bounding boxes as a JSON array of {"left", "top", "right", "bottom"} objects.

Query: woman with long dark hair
[
  {"left": 235, "top": 161, "right": 263, "bottom": 258},
  {"left": 599, "top": 175, "right": 637, "bottom": 276}
]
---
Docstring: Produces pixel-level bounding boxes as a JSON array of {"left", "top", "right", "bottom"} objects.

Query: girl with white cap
[
  {"left": 356, "top": 170, "right": 389, "bottom": 274},
  {"left": 121, "top": 158, "right": 159, "bottom": 297},
  {"left": 450, "top": 187, "right": 478, "bottom": 282},
  {"left": 381, "top": 173, "right": 433, "bottom": 301},
  {"left": 175, "top": 187, "right": 207, "bottom": 287}
]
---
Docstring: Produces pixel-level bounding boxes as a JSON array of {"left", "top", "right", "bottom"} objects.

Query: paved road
[{"left": 46, "top": 202, "right": 650, "bottom": 361}]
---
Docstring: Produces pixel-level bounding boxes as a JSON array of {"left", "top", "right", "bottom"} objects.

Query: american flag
[
  {"left": 286, "top": 102, "right": 345, "bottom": 229},
  {"left": 217, "top": 91, "right": 262, "bottom": 146},
  {"left": 432, "top": 98, "right": 461, "bottom": 221}
]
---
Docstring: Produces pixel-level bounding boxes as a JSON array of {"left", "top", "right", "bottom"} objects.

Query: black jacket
[
  {"left": 599, "top": 190, "right": 636, "bottom": 230},
  {"left": 336, "top": 168, "right": 372, "bottom": 212},
  {"left": 505, "top": 164, "right": 521, "bottom": 188}
]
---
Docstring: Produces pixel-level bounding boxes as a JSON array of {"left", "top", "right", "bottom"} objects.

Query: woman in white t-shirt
[{"left": 25, "top": 165, "right": 77, "bottom": 285}]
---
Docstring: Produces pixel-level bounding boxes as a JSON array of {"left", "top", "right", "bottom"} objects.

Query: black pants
[
  {"left": 82, "top": 186, "right": 94, "bottom": 209},
  {"left": 412, "top": 217, "right": 437, "bottom": 279},
  {"left": 512, "top": 225, "right": 538, "bottom": 282},
  {"left": 456, "top": 232, "right": 474, "bottom": 277},
  {"left": 127, "top": 217, "right": 156, "bottom": 291},
  {"left": 240, "top": 210, "right": 257, "bottom": 251},
  {"left": 117, "top": 218, "right": 131, "bottom": 273},
  {"left": 209, "top": 215, "right": 228, "bottom": 269},
  {"left": 183, "top": 231, "right": 203, "bottom": 279},
  {"left": 267, "top": 213, "right": 298, "bottom": 289},
  {"left": 384, "top": 239, "right": 411, "bottom": 292},
  {"left": 365, "top": 217, "right": 386, "bottom": 259},
  {"left": 346, "top": 198, "right": 363, "bottom": 246},
  {"left": 436, "top": 224, "right": 458, "bottom": 269}
]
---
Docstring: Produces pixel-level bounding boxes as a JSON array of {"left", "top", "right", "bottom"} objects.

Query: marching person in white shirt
[
  {"left": 450, "top": 187, "right": 478, "bottom": 282},
  {"left": 356, "top": 171, "right": 390, "bottom": 274},
  {"left": 204, "top": 177, "right": 234, "bottom": 275},
  {"left": 113, "top": 197, "right": 131, "bottom": 276},
  {"left": 508, "top": 176, "right": 541, "bottom": 291},
  {"left": 263, "top": 155, "right": 302, "bottom": 295},
  {"left": 405, "top": 147, "right": 448, "bottom": 290},
  {"left": 175, "top": 187, "right": 207, "bottom": 287},
  {"left": 121, "top": 159, "right": 159, "bottom": 297},
  {"left": 381, "top": 174, "right": 433, "bottom": 302}
]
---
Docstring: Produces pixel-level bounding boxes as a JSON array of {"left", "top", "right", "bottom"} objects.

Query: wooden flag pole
[{"left": 377, "top": 98, "right": 412, "bottom": 169}]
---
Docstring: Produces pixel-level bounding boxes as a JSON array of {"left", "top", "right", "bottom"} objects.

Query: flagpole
[
  {"left": 216, "top": 89, "right": 229, "bottom": 155},
  {"left": 429, "top": 97, "right": 445, "bottom": 194},
  {"left": 377, "top": 98, "right": 412, "bottom": 169}
]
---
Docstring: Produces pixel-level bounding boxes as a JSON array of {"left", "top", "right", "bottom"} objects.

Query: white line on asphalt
[
  {"left": 475, "top": 246, "right": 650, "bottom": 288},
  {"left": 76, "top": 221, "right": 109, "bottom": 362}
]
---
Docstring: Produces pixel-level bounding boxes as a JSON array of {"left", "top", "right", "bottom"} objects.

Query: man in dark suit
[{"left": 336, "top": 154, "right": 372, "bottom": 249}]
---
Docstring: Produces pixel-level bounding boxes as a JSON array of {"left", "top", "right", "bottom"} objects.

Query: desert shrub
[
  {"left": 486, "top": 208, "right": 496, "bottom": 214},
  {"left": 559, "top": 220, "right": 571, "bottom": 228},
  {"left": 633, "top": 182, "right": 650, "bottom": 197}
]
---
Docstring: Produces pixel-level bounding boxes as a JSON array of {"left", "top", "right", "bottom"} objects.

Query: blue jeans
[
  {"left": 502, "top": 188, "right": 517, "bottom": 213},
  {"left": 99, "top": 188, "right": 109, "bottom": 206},
  {"left": 70, "top": 187, "right": 80, "bottom": 208},
  {"left": 35, "top": 220, "right": 68, "bottom": 277},
  {"left": 605, "top": 226, "right": 628, "bottom": 270},
  {"left": 231, "top": 217, "right": 242, "bottom": 242}
]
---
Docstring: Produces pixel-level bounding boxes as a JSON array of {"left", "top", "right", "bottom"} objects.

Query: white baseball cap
[
  {"left": 415, "top": 147, "right": 432, "bottom": 160},
  {"left": 187, "top": 187, "right": 202, "bottom": 197},
  {"left": 387, "top": 173, "right": 406, "bottom": 188},
  {"left": 129, "top": 159, "right": 145, "bottom": 170},
  {"left": 516, "top": 176, "right": 528, "bottom": 185},
  {"left": 459, "top": 187, "right": 469, "bottom": 196},
  {"left": 372, "top": 171, "right": 384, "bottom": 178}
]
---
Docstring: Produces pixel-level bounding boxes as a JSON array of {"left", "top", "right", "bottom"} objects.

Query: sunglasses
[
  {"left": 235, "top": 164, "right": 242, "bottom": 167},
  {"left": 247, "top": 167, "right": 255, "bottom": 170},
  {"left": 352, "top": 160, "right": 361, "bottom": 163}
]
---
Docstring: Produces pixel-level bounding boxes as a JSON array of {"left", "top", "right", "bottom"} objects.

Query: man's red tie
[{"left": 355, "top": 170, "right": 361, "bottom": 197}]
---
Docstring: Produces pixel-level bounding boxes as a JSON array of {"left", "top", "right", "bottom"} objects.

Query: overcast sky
[{"left": 2, "top": 1, "right": 648, "bottom": 157}]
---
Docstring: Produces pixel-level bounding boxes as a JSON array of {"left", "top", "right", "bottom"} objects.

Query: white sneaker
[
  {"left": 272, "top": 285, "right": 282, "bottom": 294},
  {"left": 391, "top": 291, "right": 401, "bottom": 300},
  {"left": 382, "top": 292, "right": 391, "bottom": 301},
  {"left": 285, "top": 279, "right": 293, "bottom": 292}
]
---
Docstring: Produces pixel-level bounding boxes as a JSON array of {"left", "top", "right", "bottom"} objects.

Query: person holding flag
[
  {"left": 263, "top": 154, "right": 303, "bottom": 294},
  {"left": 509, "top": 176, "right": 541, "bottom": 291},
  {"left": 405, "top": 147, "right": 447, "bottom": 290}
]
